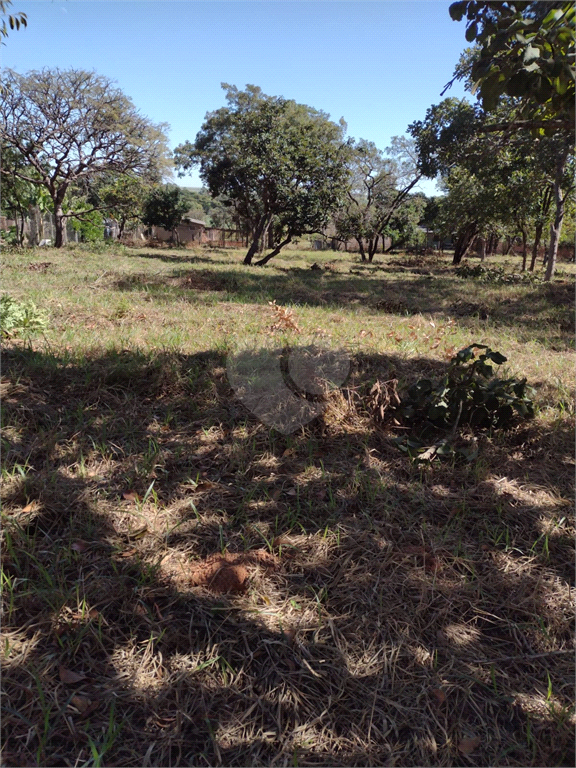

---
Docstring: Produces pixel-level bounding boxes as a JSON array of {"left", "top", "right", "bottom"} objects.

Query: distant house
[
  {"left": 150, "top": 216, "right": 244, "bottom": 247},
  {"left": 150, "top": 217, "right": 207, "bottom": 244}
]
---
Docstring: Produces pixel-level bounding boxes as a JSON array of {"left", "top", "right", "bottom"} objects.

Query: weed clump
[
  {"left": 455, "top": 263, "right": 542, "bottom": 284},
  {"left": 0, "top": 295, "right": 48, "bottom": 339},
  {"left": 389, "top": 344, "right": 535, "bottom": 461}
]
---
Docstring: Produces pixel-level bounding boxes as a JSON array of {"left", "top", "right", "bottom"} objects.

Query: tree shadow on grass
[
  {"left": 112, "top": 259, "right": 575, "bottom": 351},
  {"left": 1, "top": 345, "right": 574, "bottom": 767},
  {"left": 129, "top": 248, "right": 245, "bottom": 266}
]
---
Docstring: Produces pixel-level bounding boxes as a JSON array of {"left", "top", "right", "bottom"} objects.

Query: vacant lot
[{"left": 1, "top": 243, "right": 574, "bottom": 767}]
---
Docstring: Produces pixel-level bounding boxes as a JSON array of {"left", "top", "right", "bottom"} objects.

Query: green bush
[
  {"left": 0, "top": 226, "right": 19, "bottom": 245},
  {"left": 69, "top": 210, "right": 104, "bottom": 242},
  {"left": 0, "top": 295, "right": 48, "bottom": 339},
  {"left": 394, "top": 344, "right": 534, "bottom": 462}
]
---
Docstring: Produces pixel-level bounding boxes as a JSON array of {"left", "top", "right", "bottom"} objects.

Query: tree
[
  {"left": 141, "top": 185, "right": 191, "bottom": 244},
  {"left": 81, "top": 173, "right": 155, "bottom": 240},
  {"left": 447, "top": 2, "right": 575, "bottom": 279},
  {"left": 175, "top": 84, "right": 351, "bottom": 266},
  {"left": 333, "top": 138, "right": 422, "bottom": 261},
  {"left": 0, "top": 68, "right": 170, "bottom": 247},
  {"left": 381, "top": 192, "right": 427, "bottom": 251},
  {"left": 409, "top": 98, "right": 508, "bottom": 263},
  {"left": 409, "top": 94, "right": 573, "bottom": 267},
  {"left": 448, "top": 1, "right": 575, "bottom": 131}
]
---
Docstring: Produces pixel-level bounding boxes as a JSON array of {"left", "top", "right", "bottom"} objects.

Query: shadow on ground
[
  {"left": 112, "top": 253, "right": 575, "bottom": 351},
  {"left": 1, "top": 345, "right": 574, "bottom": 767}
]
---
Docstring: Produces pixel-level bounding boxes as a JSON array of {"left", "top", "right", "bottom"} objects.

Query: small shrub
[
  {"left": 0, "top": 226, "right": 19, "bottom": 245},
  {"left": 392, "top": 344, "right": 534, "bottom": 462},
  {"left": 0, "top": 294, "right": 48, "bottom": 339}
]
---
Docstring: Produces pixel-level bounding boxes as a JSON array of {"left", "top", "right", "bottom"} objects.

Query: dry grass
[{"left": 1, "top": 242, "right": 574, "bottom": 767}]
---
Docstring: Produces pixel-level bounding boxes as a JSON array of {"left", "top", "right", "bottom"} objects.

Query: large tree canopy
[
  {"left": 175, "top": 84, "right": 352, "bottom": 265},
  {"left": 0, "top": 68, "right": 171, "bottom": 247},
  {"left": 448, "top": 1, "right": 575, "bottom": 132},
  {"left": 443, "top": 4, "right": 574, "bottom": 278},
  {"left": 408, "top": 97, "right": 574, "bottom": 266}
]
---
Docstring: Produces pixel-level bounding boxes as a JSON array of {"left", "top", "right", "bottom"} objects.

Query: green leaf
[
  {"left": 480, "top": 71, "right": 506, "bottom": 111},
  {"left": 465, "top": 22, "right": 478, "bottom": 42},
  {"left": 458, "top": 443, "right": 479, "bottom": 462},
  {"left": 507, "top": 71, "right": 531, "bottom": 96},
  {"left": 449, "top": 2, "right": 467, "bottom": 22},
  {"left": 476, "top": 361, "right": 494, "bottom": 378},
  {"left": 487, "top": 351, "right": 507, "bottom": 365},
  {"left": 455, "top": 345, "right": 477, "bottom": 363},
  {"left": 541, "top": 8, "right": 564, "bottom": 25}
]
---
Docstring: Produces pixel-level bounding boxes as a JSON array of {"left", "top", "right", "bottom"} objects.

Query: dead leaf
[
  {"left": 459, "top": 735, "right": 481, "bottom": 755},
  {"left": 71, "top": 540, "right": 89, "bottom": 553},
  {"left": 281, "top": 626, "right": 297, "bottom": 643},
  {"left": 122, "top": 491, "right": 140, "bottom": 502},
  {"left": 70, "top": 695, "right": 91, "bottom": 714},
  {"left": 194, "top": 480, "right": 219, "bottom": 491},
  {"left": 88, "top": 608, "right": 99, "bottom": 620},
  {"left": 59, "top": 666, "right": 85, "bottom": 684},
  {"left": 286, "top": 488, "right": 297, "bottom": 496},
  {"left": 431, "top": 688, "right": 446, "bottom": 705},
  {"left": 128, "top": 525, "right": 148, "bottom": 539},
  {"left": 22, "top": 502, "right": 37, "bottom": 513},
  {"left": 119, "top": 548, "right": 138, "bottom": 558}
]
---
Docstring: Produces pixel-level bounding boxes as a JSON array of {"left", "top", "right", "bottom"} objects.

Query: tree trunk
[
  {"left": 452, "top": 224, "right": 478, "bottom": 265},
  {"left": 487, "top": 232, "right": 497, "bottom": 256},
  {"left": 355, "top": 237, "right": 366, "bottom": 261},
  {"left": 529, "top": 221, "right": 544, "bottom": 271},
  {"left": 243, "top": 215, "right": 274, "bottom": 265},
  {"left": 368, "top": 235, "right": 379, "bottom": 262},
  {"left": 16, "top": 210, "right": 25, "bottom": 247},
  {"left": 29, "top": 205, "right": 40, "bottom": 246},
  {"left": 243, "top": 238, "right": 260, "bottom": 265},
  {"left": 521, "top": 229, "right": 528, "bottom": 271},
  {"left": 53, "top": 187, "right": 69, "bottom": 248},
  {"left": 54, "top": 204, "right": 66, "bottom": 248},
  {"left": 545, "top": 144, "right": 570, "bottom": 282},
  {"left": 254, "top": 235, "right": 293, "bottom": 266},
  {"left": 479, "top": 237, "right": 486, "bottom": 262}
]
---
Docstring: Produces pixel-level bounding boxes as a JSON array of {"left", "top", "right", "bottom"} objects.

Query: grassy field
[{"left": 1, "top": 242, "right": 574, "bottom": 767}]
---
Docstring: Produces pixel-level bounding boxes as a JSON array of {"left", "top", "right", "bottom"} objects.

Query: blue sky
[{"left": 2, "top": 0, "right": 472, "bottom": 195}]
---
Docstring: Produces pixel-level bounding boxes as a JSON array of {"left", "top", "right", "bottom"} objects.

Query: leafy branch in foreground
[{"left": 391, "top": 344, "right": 534, "bottom": 461}]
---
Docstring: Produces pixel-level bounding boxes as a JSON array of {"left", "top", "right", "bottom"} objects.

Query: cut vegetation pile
[{"left": 1, "top": 244, "right": 574, "bottom": 767}]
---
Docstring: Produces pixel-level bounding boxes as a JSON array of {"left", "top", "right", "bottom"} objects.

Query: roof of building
[{"left": 181, "top": 217, "right": 207, "bottom": 226}]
